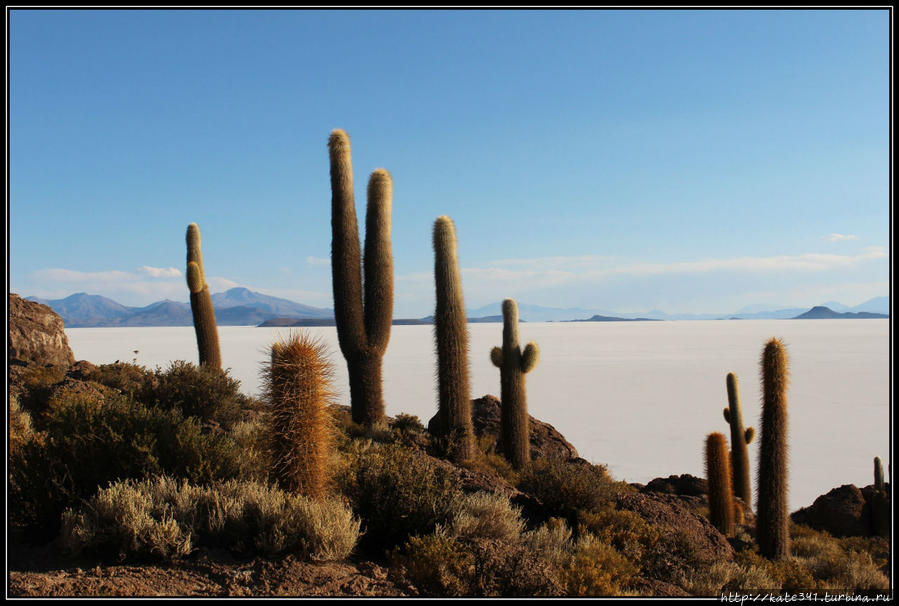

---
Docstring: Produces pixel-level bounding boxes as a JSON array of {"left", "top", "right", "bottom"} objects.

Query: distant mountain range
[
  {"left": 27, "top": 288, "right": 333, "bottom": 327},
  {"left": 25, "top": 290, "right": 888, "bottom": 327},
  {"left": 792, "top": 306, "right": 888, "bottom": 320}
]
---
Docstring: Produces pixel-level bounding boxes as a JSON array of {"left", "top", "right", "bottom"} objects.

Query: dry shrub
[
  {"left": 559, "top": 534, "right": 638, "bottom": 597},
  {"left": 577, "top": 508, "right": 661, "bottom": 563},
  {"left": 61, "top": 476, "right": 360, "bottom": 563},
  {"left": 450, "top": 491, "right": 525, "bottom": 543},
  {"left": 392, "top": 529, "right": 472, "bottom": 596},
  {"left": 8, "top": 395, "right": 35, "bottom": 456},
  {"left": 338, "top": 440, "right": 461, "bottom": 553},
  {"left": 523, "top": 517, "right": 574, "bottom": 567},
  {"left": 517, "top": 458, "right": 624, "bottom": 521}
]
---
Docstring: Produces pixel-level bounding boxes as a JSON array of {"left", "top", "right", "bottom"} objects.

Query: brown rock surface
[
  {"left": 9, "top": 294, "right": 75, "bottom": 367},
  {"left": 430, "top": 395, "right": 579, "bottom": 462},
  {"left": 791, "top": 484, "right": 881, "bottom": 537}
]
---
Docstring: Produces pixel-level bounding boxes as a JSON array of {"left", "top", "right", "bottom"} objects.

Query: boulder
[
  {"left": 9, "top": 294, "right": 75, "bottom": 367},
  {"left": 791, "top": 484, "right": 870, "bottom": 537},
  {"left": 642, "top": 474, "right": 708, "bottom": 497},
  {"left": 429, "top": 395, "right": 579, "bottom": 462}
]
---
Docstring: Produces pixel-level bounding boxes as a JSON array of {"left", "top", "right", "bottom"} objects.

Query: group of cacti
[
  {"left": 182, "top": 132, "right": 883, "bottom": 559},
  {"left": 704, "top": 338, "right": 790, "bottom": 560},
  {"left": 179, "top": 129, "right": 540, "bottom": 502}
]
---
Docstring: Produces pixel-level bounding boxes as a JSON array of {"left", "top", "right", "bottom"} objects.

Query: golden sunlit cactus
[
  {"left": 756, "top": 337, "right": 790, "bottom": 560},
  {"left": 706, "top": 432, "right": 736, "bottom": 537},
  {"left": 432, "top": 215, "right": 474, "bottom": 463},
  {"left": 262, "top": 332, "right": 336, "bottom": 500},
  {"left": 723, "top": 372, "right": 755, "bottom": 507},
  {"left": 328, "top": 129, "right": 394, "bottom": 426},
  {"left": 185, "top": 223, "right": 221, "bottom": 369},
  {"left": 491, "top": 298, "right": 539, "bottom": 469}
]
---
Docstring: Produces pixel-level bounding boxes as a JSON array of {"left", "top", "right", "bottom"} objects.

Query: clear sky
[{"left": 8, "top": 8, "right": 891, "bottom": 317}]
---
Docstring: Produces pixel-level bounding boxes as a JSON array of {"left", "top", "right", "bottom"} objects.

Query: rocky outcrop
[
  {"left": 642, "top": 474, "right": 707, "bottom": 497},
  {"left": 792, "top": 484, "right": 892, "bottom": 538},
  {"left": 432, "top": 395, "right": 579, "bottom": 462},
  {"left": 9, "top": 294, "right": 75, "bottom": 367}
]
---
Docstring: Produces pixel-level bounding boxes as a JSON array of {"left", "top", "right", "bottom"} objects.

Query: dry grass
[
  {"left": 449, "top": 491, "right": 525, "bottom": 542},
  {"left": 61, "top": 476, "right": 361, "bottom": 563}
]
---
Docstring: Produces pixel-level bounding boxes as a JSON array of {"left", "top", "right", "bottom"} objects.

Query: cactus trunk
[
  {"left": 874, "top": 456, "right": 884, "bottom": 491},
  {"left": 756, "top": 337, "right": 790, "bottom": 560},
  {"left": 492, "top": 298, "right": 539, "bottom": 469},
  {"left": 264, "top": 333, "right": 335, "bottom": 499},
  {"left": 186, "top": 224, "right": 221, "bottom": 369},
  {"left": 432, "top": 215, "right": 474, "bottom": 462},
  {"left": 724, "top": 372, "right": 754, "bottom": 507},
  {"left": 706, "top": 432, "right": 736, "bottom": 537},
  {"left": 328, "top": 130, "right": 393, "bottom": 426}
]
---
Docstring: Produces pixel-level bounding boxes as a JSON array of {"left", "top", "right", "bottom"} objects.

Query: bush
[
  {"left": 61, "top": 476, "right": 361, "bottom": 563},
  {"left": 8, "top": 395, "right": 36, "bottom": 457},
  {"left": 449, "top": 492, "right": 525, "bottom": 543},
  {"left": 338, "top": 441, "right": 462, "bottom": 554},
  {"left": 140, "top": 361, "right": 248, "bottom": 429},
  {"left": 517, "top": 458, "right": 624, "bottom": 522},
  {"left": 392, "top": 529, "right": 472, "bottom": 596},
  {"left": 87, "top": 362, "right": 156, "bottom": 399},
  {"left": 577, "top": 508, "right": 661, "bottom": 563},
  {"left": 9, "top": 391, "right": 242, "bottom": 538},
  {"left": 559, "top": 534, "right": 638, "bottom": 597}
]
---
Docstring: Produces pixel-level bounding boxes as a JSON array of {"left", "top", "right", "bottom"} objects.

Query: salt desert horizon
[{"left": 65, "top": 319, "right": 890, "bottom": 514}]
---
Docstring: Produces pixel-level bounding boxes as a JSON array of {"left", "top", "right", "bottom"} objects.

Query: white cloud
[
  {"left": 823, "top": 233, "right": 858, "bottom": 242},
  {"left": 138, "top": 266, "right": 183, "bottom": 278},
  {"left": 306, "top": 256, "right": 331, "bottom": 266}
]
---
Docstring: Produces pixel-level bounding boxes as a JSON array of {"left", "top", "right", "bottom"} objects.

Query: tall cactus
[
  {"left": 328, "top": 129, "right": 394, "bottom": 426},
  {"left": 756, "top": 337, "right": 790, "bottom": 560},
  {"left": 874, "top": 456, "right": 885, "bottom": 491},
  {"left": 706, "top": 432, "right": 736, "bottom": 537},
  {"left": 723, "top": 372, "right": 755, "bottom": 507},
  {"left": 491, "top": 298, "right": 539, "bottom": 469},
  {"left": 262, "top": 332, "right": 335, "bottom": 499},
  {"left": 432, "top": 215, "right": 474, "bottom": 463},
  {"left": 185, "top": 223, "right": 221, "bottom": 369}
]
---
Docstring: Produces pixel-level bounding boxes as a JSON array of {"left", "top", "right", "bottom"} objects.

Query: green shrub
[
  {"left": 9, "top": 391, "right": 241, "bottom": 538},
  {"left": 392, "top": 529, "right": 472, "bottom": 596},
  {"left": 87, "top": 362, "right": 156, "bottom": 399},
  {"left": 517, "top": 458, "right": 625, "bottom": 522},
  {"left": 577, "top": 508, "right": 661, "bottom": 563},
  {"left": 337, "top": 441, "right": 462, "bottom": 554},
  {"left": 140, "top": 360, "right": 247, "bottom": 429},
  {"left": 61, "top": 476, "right": 360, "bottom": 563}
]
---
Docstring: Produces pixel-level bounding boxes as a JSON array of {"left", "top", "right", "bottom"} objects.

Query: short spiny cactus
[
  {"left": 491, "top": 298, "right": 539, "bottom": 469},
  {"left": 432, "top": 215, "right": 474, "bottom": 463},
  {"left": 186, "top": 223, "right": 221, "bottom": 369},
  {"left": 706, "top": 432, "right": 736, "bottom": 537},
  {"left": 262, "top": 332, "right": 336, "bottom": 500},
  {"left": 756, "top": 337, "right": 790, "bottom": 560},
  {"left": 328, "top": 129, "right": 394, "bottom": 426},
  {"left": 723, "top": 372, "right": 755, "bottom": 507}
]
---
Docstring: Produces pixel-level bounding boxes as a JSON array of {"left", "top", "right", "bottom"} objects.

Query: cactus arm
[
  {"left": 745, "top": 427, "right": 755, "bottom": 444},
  {"left": 329, "top": 129, "right": 366, "bottom": 359},
  {"left": 723, "top": 408, "right": 731, "bottom": 424},
  {"left": 521, "top": 342, "right": 539, "bottom": 374},
  {"left": 186, "top": 223, "right": 205, "bottom": 286},
  {"left": 363, "top": 168, "right": 394, "bottom": 353},
  {"left": 186, "top": 261, "right": 203, "bottom": 294},
  {"left": 490, "top": 346, "right": 503, "bottom": 368}
]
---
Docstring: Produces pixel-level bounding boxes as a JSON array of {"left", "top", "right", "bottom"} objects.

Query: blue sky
[{"left": 8, "top": 9, "right": 890, "bottom": 317}]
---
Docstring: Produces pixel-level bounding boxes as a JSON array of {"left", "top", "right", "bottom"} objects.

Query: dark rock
[
  {"left": 642, "top": 474, "right": 708, "bottom": 497},
  {"left": 615, "top": 491, "right": 734, "bottom": 564},
  {"left": 791, "top": 484, "right": 870, "bottom": 537},
  {"left": 429, "top": 395, "right": 579, "bottom": 462},
  {"left": 8, "top": 294, "right": 75, "bottom": 367}
]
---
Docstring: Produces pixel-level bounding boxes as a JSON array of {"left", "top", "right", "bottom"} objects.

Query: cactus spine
[
  {"left": 432, "top": 215, "right": 474, "bottom": 462},
  {"left": 874, "top": 456, "right": 884, "bottom": 491},
  {"left": 491, "top": 298, "right": 539, "bottom": 469},
  {"left": 756, "top": 337, "right": 790, "bottom": 560},
  {"left": 186, "top": 223, "right": 221, "bottom": 369},
  {"left": 328, "top": 129, "right": 394, "bottom": 426},
  {"left": 706, "top": 432, "right": 736, "bottom": 537},
  {"left": 723, "top": 372, "right": 755, "bottom": 507},
  {"left": 263, "top": 333, "right": 335, "bottom": 499}
]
